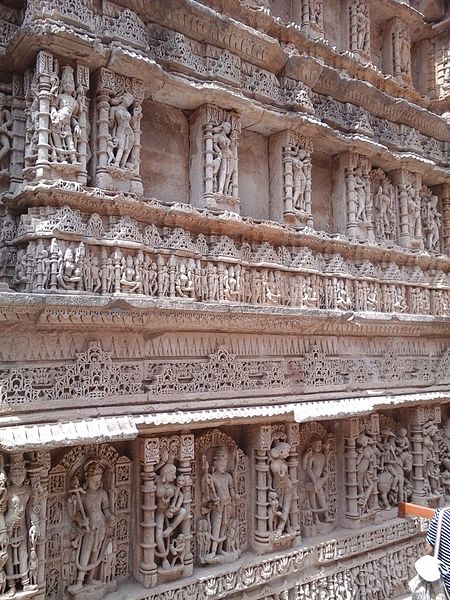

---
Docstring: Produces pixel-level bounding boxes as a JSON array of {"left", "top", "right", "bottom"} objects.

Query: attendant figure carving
[
  {"left": 302, "top": 436, "right": 331, "bottom": 525},
  {"left": 268, "top": 441, "right": 294, "bottom": 537},
  {"left": 292, "top": 149, "right": 310, "bottom": 212},
  {"left": 108, "top": 93, "right": 137, "bottom": 171},
  {"left": 0, "top": 92, "right": 13, "bottom": 176},
  {"left": 49, "top": 66, "right": 82, "bottom": 165},
  {"left": 155, "top": 461, "right": 188, "bottom": 570},
  {"left": 212, "top": 121, "right": 235, "bottom": 196}
]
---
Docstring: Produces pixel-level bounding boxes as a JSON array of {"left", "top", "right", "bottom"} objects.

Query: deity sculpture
[
  {"left": 154, "top": 462, "right": 188, "bottom": 570},
  {"left": 0, "top": 92, "right": 13, "bottom": 176},
  {"left": 406, "top": 182, "right": 422, "bottom": 239},
  {"left": 4, "top": 455, "right": 36, "bottom": 596},
  {"left": 354, "top": 169, "right": 367, "bottom": 222},
  {"left": 49, "top": 66, "right": 83, "bottom": 165},
  {"left": 352, "top": 0, "right": 370, "bottom": 53},
  {"left": 373, "top": 181, "right": 397, "bottom": 243},
  {"left": 198, "top": 446, "right": 239, "bottom": 562},
  {"left": 68, "top": 461, "right": 116, "bottom": 595},
  {"left": 355, "top": 433, "right": 377, "bottom": 514},
  {"left": 268, "top": 441, "right": 294, "bottom": 537},
  {"left": 422, "top": 194, "right": 442, "bottom": 253},
  {"left": 212, "top": 121, "right": 235, "bottom": 196},
  {"left": 120, "top": 254, "right": 141, "bottom": 294},
  {"left": 291, "top": 148, "right": 310, "bottom": 212},
  {"left": 376, "top": 430, "right": 405, "bottom": 508},
  {"left": 108, "top": 93, "right": 138, "bottom": 171},
  {"left": 57, "top": 244, "right": 84, "bottom": 290},
  {"left": 302, "top": 435, "right": 331, "bottom": 525}
]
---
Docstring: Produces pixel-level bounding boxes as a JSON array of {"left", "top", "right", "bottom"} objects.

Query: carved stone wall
[{"left": 0, "top": 0, "right": 448, "bottom": 599}]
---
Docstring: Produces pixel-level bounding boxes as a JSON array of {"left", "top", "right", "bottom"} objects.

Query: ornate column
[
  {"left": 438, "top": 183, "right": 450, "bottom": 256},
  {"left": 9, "top": 73, "right": 25, "bottom": 193},
  {"left": 138, "top": 438, "right": 158, "bottom": 588},
  {"left": 292, "top": 0, "right": 324, "bottom": 37},
  {"left": 189, "top": 104, "right": 241, "bottom": 212},
  {"left": 287, "top": 423, "right": 300, "bottom": 534},
  {"left": 407, "top": 407, "right": 442, "bottom": 506},
  {"left": 34, "top": 51, "right": 53, "bottom": 181},
  {"left": 391, "top": 169, "right": 412, "bottom": 248}
]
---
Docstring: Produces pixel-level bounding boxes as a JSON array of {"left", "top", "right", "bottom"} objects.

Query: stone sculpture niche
[
  {"left": 194, "top": 429, "right": 247, "bottom": 565},
  {"left": 421, "top": 186, "right": 442, "bottom": 254},
  {"left": 252, "top": 424, "right": 301, "bottom": 553},
  {"left": 93, "top": 68, "right": 143, "bottom": 194},
  {"left": 270, "top": 131, "right": 313, "bottom": 227},
  {"left": 348, "top": 0, "right": 370, "bottom": 59},
  {"left": 383, "top": 18, "right": 412, "bottom": 86},
  {"left": 377, "top": 416, "right": 413, "bottom": 512},
  {"left": 370, "top": 169, "right": 398, "bottom": 246},
  {"left": 0, "top": 453, "right": 45, "bottom": 599},
  {"left": 334, "top": 153, "right": 374, "bottom": 242},
  {"left": 344, "top": 414, "right": 381, "bottom": 527},
  {"left": 138, "top": 435, "right": 194, "bottom": 588},
  {"left": 190, "top": 104, "right": 241, "bottom": 212},
  {"left": 45, "top": 444, "right": 131, "bottom": 600},
  {"left": 298, "top": 422, "right": 336, "bottom": 537},
  {"left": 23, "top": 52, "right": 90, "bottom": 185}
]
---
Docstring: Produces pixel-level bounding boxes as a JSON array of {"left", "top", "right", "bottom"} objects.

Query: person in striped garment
[{"left": 425, "top": 508, "right": 450, "bottom": 599}]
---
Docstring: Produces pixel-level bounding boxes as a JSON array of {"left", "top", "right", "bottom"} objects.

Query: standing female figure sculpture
[
  {"left": 212, "top": 121, "right": 235, "bottom": 196},
  {"left": 108, "top": 93, "right": 136, "bottom": 170}
]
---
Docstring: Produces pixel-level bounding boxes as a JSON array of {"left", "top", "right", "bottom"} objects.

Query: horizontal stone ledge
[{"left": 1, "top": 390, "right": 449, "bottom": 451}]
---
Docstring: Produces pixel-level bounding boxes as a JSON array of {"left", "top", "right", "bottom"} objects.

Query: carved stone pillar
[
  {"left": 189, "top": 104, "right": 241, "bottom": 212},
  {"left": 93, "top": 67, "right": 144, "bottom": 195},
  {"left": 391, "top": 169, "right": 421, "bottom": 249},
  {"left": 137, "top": 438, "right": 158, "bottom": 589},
  {"left": 292, "top": 0, "right": 324, "bottom": 37},
  {"left": 8, "top": 74, "right": 24, "bottom": 193},
  {"left": 407, "top": 407, "right": 442, "bottom": 506},
  {"left": 437, "top": 183, "right": 450, "bottom": 256},
  {"left": 269, "top": 130, "right": 313, "bottom": 227}
]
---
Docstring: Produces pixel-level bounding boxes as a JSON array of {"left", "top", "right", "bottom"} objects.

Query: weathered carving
[
  {"left": 282, "top": 132, "right": 313, "bottom": 227},
  {"left": 194, "top": 430, "right": 247, "bottom": 565},
  {"left": 202, "top": 106, "right": 241, "bottom": 212},
  {"left": 349, "top": 0, "right": 370, "bottom": 58},
  {"left": 94, "top": 68, "right": 143, "bottom": 194},
  {"left": 371, "top": 169, "right": 398, "bottom": 245},
  {"left": 23, "top": 53, "right": 90, "bottom": 185},
  {"left": 391, "top": 19, "right": 412, "bottom": 85},
  {"left": 46, "top": 444, "right": 130, "bottom": 599},
  {"left": 0, "top": 90, "right": 12, "bottom": 180},
  {"left": 343, "top": 154, "right": 374, "bottom": 242},
  {"left": 421, "top": 187, "right": 442, "bottom": 254},
  {"left": 292, "top": 0, "right": 324, "bottom": 36},
  {"left": 299, "top": 422, "right": 336, "bottom": 537}
]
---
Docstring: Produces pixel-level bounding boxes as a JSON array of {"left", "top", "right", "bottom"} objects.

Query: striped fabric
[{"left": 426, "top": 508, "right": 450, "bottom": 594}]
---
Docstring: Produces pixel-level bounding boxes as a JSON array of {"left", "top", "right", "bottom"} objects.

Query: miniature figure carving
[
  {"left": 268, "top": 441, "right": 294, "bottom": 537},
  {"left": 302, "top": 435, "right": 331, "bottom": 525},
  {"left": 212, "top": 121, "right": 235, "bottom": 196},
  {"left": 406, "top": 183, "right": 422, "bottom": 240},
  {"left": 155, "top": 461, "right": 188, "bottom": 570},
  {"left": 120, "top": 254, "right": 141, "bottom": 294},
  {"left": 355, "top": 170, "right": 367, "bottom": 222},
  {"left": 199, "top": 447, "right": 239, "bottom": 562},
  {"left": 108, "top": 93, "right": 138, "bottom": 170},
  {"left": 57, "top": 244, "right": 84, "bottom": 290},
  {"left": 49, "top": 66, "right": 82, "bottom": 165},
  {"left": 352, "top": 0, "right": 370, "bottom": 54},
  {"left": 68, "top": 461, "right": 116, "bottom": 595},
  {"left": 0, "top": 92, "right": 12, "bottom": 176}
]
